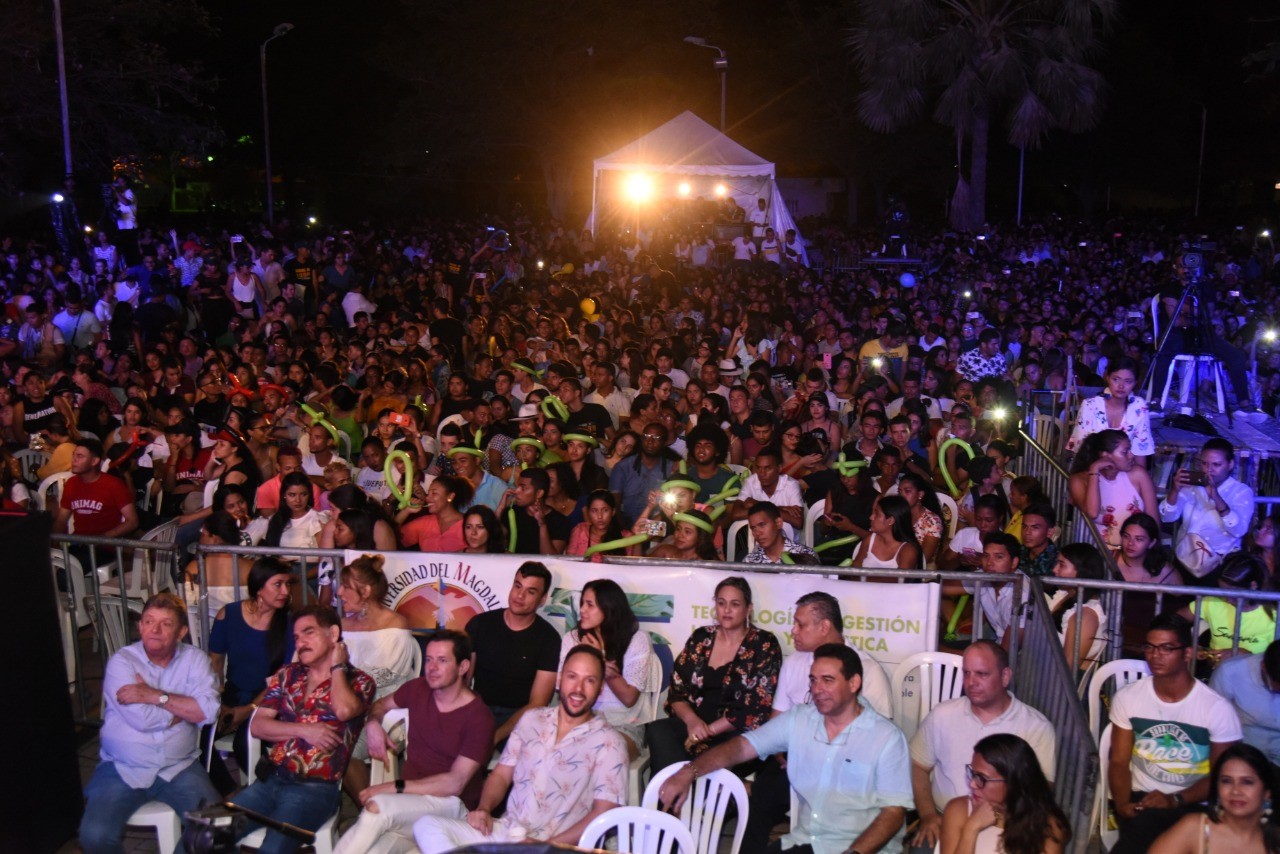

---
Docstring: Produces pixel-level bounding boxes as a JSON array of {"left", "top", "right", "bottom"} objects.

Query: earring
[{"left": 1264, "top": 799, "right": 1273, "bottom": 824}]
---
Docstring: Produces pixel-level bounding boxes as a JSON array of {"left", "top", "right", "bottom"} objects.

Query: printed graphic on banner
[{"left": 357, "top": 550, "right": 938, "bottom": 669}]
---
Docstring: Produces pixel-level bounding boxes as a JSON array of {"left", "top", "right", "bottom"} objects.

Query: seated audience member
[
  {"left": 505, "top": 467, "right": 570, "bottom": 554},
  {"left": 660, "top": 644, "right": 913, "bottom": 854},
  {"left": 54, "top": 437, "right": 139, "bottom": 545},
  {"left": 742, "top": 501, "right": 819, "bottom": 564},
  {"left": 558, "top": 578, "right": 657, "bottom": 757},
  {"left": 647, "top": 577, "right": 782, "bottom": 775},
  {"left": 460, "top": 506, "right": 508, "bottom": 554},
  {"left": 567, "top": 488, "right": 640, "bottom": 561},
  {"left": 939, "top": 733, "right": 1070, "bottom": 854},
  {"left": 1047, "top": 543, "right": 1110, "bottom": 674},
  {"left": 1209, "top": 639, "right": 1280, "bottom": 769},
  {"left": 1068, "top": 429, "right": 1157, "bottom": 549},
  {"left": 731, "top": 447, "right": 805, "bottom": 537},
  {"left": 447, "top": 444, "right": 507, "bottom": 512},
  {"left": 207, "top": 558, "right": 295, "bottom": 794},
  {"left": 908, "top": 641, "right": 1056, "bottom": 853},
  {"left": 463, "top": 561, "right": 561, "bottom": 744},
  {"left": 897, "top": 472, "right": 946, "bottom": 567},
  {"left": 411, "top": 645, "right": 627, "bottom": 851},
  {"left": 183, "top": 511, "right": 254, "bottom": 621},
  {"left": 1113, "top": 512, "right": 1181, "bottom": 585},
  {"left": 647, "top": 508, "right": 722, "bottom": 561},
  {"left": 1178, "top": 552, "right": 1276, "bottom": 660},
  {"left": 852, "top": 494, "right": 924, "bottom": 570},
  {"left": 262, "top": 470, "right": 330, "bottom": 550},
  {"left": 940, "top": 493, "right": 1005, "bottom": 570},
  {"left": 1003, "top": 474, "right": 1042, "bottom": 541},
  {"left": 1017, "top": 502, "right": 1059, "bottom": 577},
  {"left": 334, "top": 631, "right": 495, "bottom": 854},
  {"left": 336, "top": 555, "right": 418, "bottom": 796},
  {"left": 1149, "top": 744, "right": 1279, "bottom": 854},
  {"left": 1159, "top": 438, "right": 1255, "bottom": 578},
  {"left": 1107, "top": 614, "right": 1243, "bottom": 854},
  {"left": 254, "top": 446, "right": 320, "bottom": 516},
  {"left": 79, "top": 593, "right": 220, "bottom": 854},
  {"left": 397, "top": 474, "right": 472, "bottom": 552},
  {"left": 228, "top": 604, "right": 376, "bottom": 853},
  {"left": 743, "top": 592, "right": 895, "bottom": 853}
]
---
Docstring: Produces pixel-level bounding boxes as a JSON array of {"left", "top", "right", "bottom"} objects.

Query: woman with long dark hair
[
  {"left": 898, "top": 471, "right": 946, "bottom": 567},
  {"left": 263, "top": 471, "right": 329, "bottom": 549},
  {"left": 462, "top": 506, "right": 507, "bottom": 554},
  {"left": 648, "top": 509, "right": 721, "bottom": 562},
  {"left": 940, "top": 732, "right": 1069, "bottom": 854},
  {"left": 567, "top": 490, "right": 638, "bottom": 562},
  {"left": 559, "top": 578, "right": 657, "bottom": 756},
  {"left": 647, "top": 577, "right": 781, "bottom": 775},
  {"left": 852, "top": 495, "right": 922, "bottom": 570},
  {"left": 206, "top": 557, "right": 294, "bottom": 794},
  {"left": 1068, "top": 429, "right": 1157, "bottom": 549},
  {"left": 183, "top": 511, "right": 255, "bottom": 620},
  {"left": 1152, "top": 743, "right": 1280, "bottom": 854},
  {"left": 1113, "top": 513, "right": 1181, "bottom": 585}
]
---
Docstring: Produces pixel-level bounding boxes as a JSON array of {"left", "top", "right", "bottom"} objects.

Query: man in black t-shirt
[
  {"left": 283, "top": 243, "right": 318, "bottom": 308},
  {"left": 557, "top": 377, "right": 614, "bottom": 442},
  {"left": 505, "top": 468, "right": 570, "bottom": 554},
  {"left": 463, "top": 561, "right": 561, "bottom": 745},
  {"left": 428, "top": 299, "right": 467, "bottom": 365}
]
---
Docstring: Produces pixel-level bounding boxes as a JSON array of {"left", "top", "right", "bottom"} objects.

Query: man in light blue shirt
[
  {"left": 659, "top": 644, "right": 912, "bottom": 854},
  {"left": 1210, "top": 640, "right": 1280, "bottom": 766},
  {"left": 450, "top": 446, "right": 507, "bottom": 513},
  {"left": 80, "top": 592, "right": 221, "bottom": 853}
]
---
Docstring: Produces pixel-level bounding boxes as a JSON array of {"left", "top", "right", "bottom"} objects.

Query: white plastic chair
[
  {"left": 725, "top": 519, "right": 755, "bottom": 563},
  {"left": 725, "top": 463, "right": 749, "bottom": 479},
  {"left": 51, "top": 549, "right": 90, "bottom": 684},
  {"left": 578, "top": 806, "right": 696, "bottom": 854},
  {"left": 643, "top": 762, "right": 748, "bottom": 854},
  {"left": 13, "top": 448, "right": 49, "bottom": 483},
  {"left": 88, "top": 595, "right": 144, "bottom": 661},
  {"left": 1086, "top": 658, "right": 1150, "bottom": 745},
  {"left": 890, "top": 651, "right": 965, "bottom": 741},
  {"left": 35, "top": 470, "right": 74, "bottom": 511},
  {"left": 125, "top": 801, "right": 182, "bottom": 854},
  {"left": 802, "top": 500, "right": 826, "bottom": 548},
  {"left": 436, "top": 413, "right": 467, "bottom": 445},
  {"left": 98, "top": 519, "right": 180, "bottom": 601},
  {"left": 628, "top": 652, "right": 666, "bottom": 805},
  {"left": 935, "top": 493, "right": 959, "bottom": 540},
  {"left": 240, "top": 709, "right": 338, "bottom": 853},
  {"left": 1097, "top": 724, "right": 1119, "bottom": 851},
  {"left": 1030, "top": 413, "right": 1068, "bottom": 458}
]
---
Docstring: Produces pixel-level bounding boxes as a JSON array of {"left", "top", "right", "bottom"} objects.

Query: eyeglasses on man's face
[{"left": 1140, "top": 642, "right": 1187, "bottom": 656}]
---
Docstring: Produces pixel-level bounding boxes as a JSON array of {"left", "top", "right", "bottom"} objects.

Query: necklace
[{"left": 344, "top": 603, "right": 369, "bottom": 621}]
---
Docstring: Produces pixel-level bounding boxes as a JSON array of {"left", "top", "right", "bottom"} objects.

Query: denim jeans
[
  {"left": 230, "top": 773, "right": 341, "bottom": 854},
  {"left": 79, "top": 760, "right": 220, "bottom": 854}
]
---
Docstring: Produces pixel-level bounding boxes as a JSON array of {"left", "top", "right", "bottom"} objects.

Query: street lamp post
[
  {"left": 260, "top": 23, "right": 294, "bottom": 226},
  {"left": 684, "top": 36, "right": 727, "bottom": 132},
  {"left": 52, "top": 0, "right": 73, "bottom": 178}
]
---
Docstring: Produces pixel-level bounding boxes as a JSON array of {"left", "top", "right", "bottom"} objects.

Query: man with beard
[
  {"left": 684, "top": 423, "right": 735, "bottom": 504},
  {"left": 412, "top": 645, "right": 627, "bottom": 851},
  {"left": 333, "top": 631, "right": 495, "bottom": 854},
  {"left": 229, "top": 605, "right": 376, "bottom": 853}
]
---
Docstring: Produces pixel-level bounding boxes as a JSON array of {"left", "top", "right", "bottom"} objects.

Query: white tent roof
[{"left": 593, "top": 111, "right": 776, "bottom": 177}]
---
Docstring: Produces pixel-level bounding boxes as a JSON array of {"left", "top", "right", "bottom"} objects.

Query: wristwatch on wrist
[
  {"left": 395, "top": 778, "right": 406, "bottom": 794},
  {"left": 157, "top": 693, "right": 170, "bottom": 707}
]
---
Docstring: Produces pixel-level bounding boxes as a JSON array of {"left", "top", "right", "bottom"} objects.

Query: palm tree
[{"left": 849, "top": 0, "right": 1115, "bottom": 230}]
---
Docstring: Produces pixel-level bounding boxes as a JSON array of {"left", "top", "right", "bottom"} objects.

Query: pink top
[
  {"left": 567, "top": 523, "right": 638, "bottom": 563},
  {"left": 400, "top": 513, "right": 465, "bottom": 553}
]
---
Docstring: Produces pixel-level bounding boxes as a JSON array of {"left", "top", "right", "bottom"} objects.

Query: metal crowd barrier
[
  {"left": 1017, "top": 577, "right": 1098, "bottom": 854},
  {"left": 50, "top": 532, "right": 180, "bottom": 725}
]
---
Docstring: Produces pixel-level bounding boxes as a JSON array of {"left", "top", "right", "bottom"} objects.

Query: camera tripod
[{"left": 1140, "top": 274, "right": 1230, "bottom": 435}]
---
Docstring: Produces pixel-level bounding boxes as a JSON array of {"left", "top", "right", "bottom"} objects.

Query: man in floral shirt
[
  {"left": 956, "top": 329, "right": 1009, "bottom": 383},
  {"left": 230, "top": 604, "right": 375, "bottom": 853}
]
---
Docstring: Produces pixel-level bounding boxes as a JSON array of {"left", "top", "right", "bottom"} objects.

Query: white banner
[{"left": 354, "top": 551, "right": 939, "bottom": 672}]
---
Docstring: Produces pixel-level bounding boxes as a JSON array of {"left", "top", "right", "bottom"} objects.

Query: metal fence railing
[{"left": 1017, "top": 577, "right": 1098, "bottom": 854}]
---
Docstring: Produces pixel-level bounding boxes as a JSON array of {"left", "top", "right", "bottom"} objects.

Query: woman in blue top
[{"left": 207, "top": 556, "right": 294, "bottom": 793}]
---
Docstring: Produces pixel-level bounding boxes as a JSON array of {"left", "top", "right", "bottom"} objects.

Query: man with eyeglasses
[
  {"left": 906, "top": 640, "right": 1054, "bottom": 853},
  {"left": 608, "top": 421, "right": 678, "bottom": 525},
  {"left": 1107, "top": 613, "right": 1242, "bottom": 853},
  {"left": 660, "top": 644, "right": 911, "bottom": 854},
  {"left": 1210, "top": 638, "right": 1280, "bottom": 771}
]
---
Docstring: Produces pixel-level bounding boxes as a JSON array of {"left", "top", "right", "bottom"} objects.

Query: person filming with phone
[{"left": 1159, "top": 438, "right": 1255, "bottom": 578}]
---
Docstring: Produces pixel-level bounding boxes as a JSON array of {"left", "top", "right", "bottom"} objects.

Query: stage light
[
  {"left": 52, "top": 193, "right": 65, "bottom": 203},
  {"left": 1265, "top": 329, "right": 1278, "bottom": 344},
  {"left": 714, "top": 183, "right": 728, "bottom": 197},
  {"left": 962, "top": 290, "right": 972, "bottom": 299},
  {"left": 1262, "top": 230, "right": 1272, "bottom": 239},
  {"left": 677, "top": 182, "right": 692, "bottom": 197},
  {"left": 308, "top": 216, "right": 317, "bottom": 225},
  {"left": 624, "top": 173, "right": 654, "bottom": 203},
  {"left": 84, "top": 226, "right": 93, "bottom": 233}
]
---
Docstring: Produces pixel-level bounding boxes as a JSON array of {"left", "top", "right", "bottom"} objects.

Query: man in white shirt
[
  {"left": 342, "top": 282, "right": 379, "bottom": 326},
  {"left": 52, "top": 290, "right": 102, "bottom": 351},
  {"left": 253, "top": 245, "right": 286, "bottom": 303},
  {"left": 655, "top": 349, "right": 690, "bottom": 390},
  {"left": 1159, "top": 438, "right": 1254, "bottom": 576},
  {"left": 730, "top": 448, "right": 804, "bottom": 538},
  {"left": 748, "top": 198, "right": 769, "bottom": 247},
  {"left": 907, "top": 640, "right": 1055, "bottom": 853},
  {"left": 731, "top": 233, "right": 756, "bottom": 270}
]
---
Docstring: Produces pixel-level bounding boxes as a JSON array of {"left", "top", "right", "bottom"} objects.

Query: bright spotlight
[
  {"left": 624, "top": 173, "right": 654, "bottom": 203},
  {"left": 1263, "top": 230, "right": 1272, "bottom": 239},
  {"left": 1265, "top": 329, "right": 1278, "bottom": 344},
  {"left": 52, "top": 193, "right": 65, "bottom": 203},
  {"left": 714, "top": 183, "right": 728, "bottom": 198},
  {"left": 307, "top": 216, "right": 317, "bottom": 225},
  {"left": 677, "top": 182, "right": 692, "bottom": 197},
  {"left": 84, "top": 225, "right": 93, "bottom": 233},
  {"left": 536, "top": 260, "right": 545, "bottom": 270},
  {"left": 963, "top": 290, "right": 973, "bottom": 299}
]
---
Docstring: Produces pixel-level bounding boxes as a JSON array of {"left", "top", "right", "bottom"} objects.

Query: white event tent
[{"left": 585, "top": 111, "right": 801, "bottom": 242}]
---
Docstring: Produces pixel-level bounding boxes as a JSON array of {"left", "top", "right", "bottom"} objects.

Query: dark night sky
[{"left": 172, "top": 1, "right": 1280, "bottom": 220}]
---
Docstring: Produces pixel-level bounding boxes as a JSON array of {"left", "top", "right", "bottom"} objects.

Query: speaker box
[{"left": 0, "top": 513, "right": 84, "bottom": 851}]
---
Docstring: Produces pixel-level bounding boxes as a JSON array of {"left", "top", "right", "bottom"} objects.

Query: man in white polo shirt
[{"left": 906, "top": 640, "right": 1055, "bottom": 853}]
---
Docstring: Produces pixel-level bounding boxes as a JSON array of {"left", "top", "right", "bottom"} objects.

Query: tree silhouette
[{"left": 848, "top": 0, "right": 1115, "bottom": 229}]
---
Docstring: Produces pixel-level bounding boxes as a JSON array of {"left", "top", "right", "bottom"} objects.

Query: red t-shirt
[
  {"left": 389, "top": 680, "right": 494, "bottom": 808},
  {"left": 60, "top": 473, "right": 133, "bottom": 536}
]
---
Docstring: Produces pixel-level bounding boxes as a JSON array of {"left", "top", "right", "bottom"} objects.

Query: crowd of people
[{"left": 10, "top": 202, "right": 1280, "bottom": 852}]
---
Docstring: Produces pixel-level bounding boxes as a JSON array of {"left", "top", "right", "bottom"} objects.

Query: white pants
[
  {"left": 333, "top": 794, "right": 464, "bottom": 854},
  {"left": 413, "top": 813, "right": 523, "bottom": 854}
]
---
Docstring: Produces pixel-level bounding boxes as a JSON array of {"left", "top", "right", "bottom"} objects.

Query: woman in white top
[
  {"left": 1066, "top": 357, "right": 1155, "bottom": 467},
  {"left": 558, "top": 578, "right": 655, "bottom": 758},
  {"left": 1048, "top": 544, "right": 1109, "bottom": 675},
  {"left": 262, "top": 471, "right": 329, "bottom": 551},
  {"left": 940, "top": 733, "right": 1068, "bottom": 854},
  {"left": 184, "top": 511, "right": 254, "bottom": 621},
  {"left": 335, "top": 553, "right": 417, "bottom": 797},
  {"left": 852, "top": 495, "right": 922, "bottom": 570}
]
